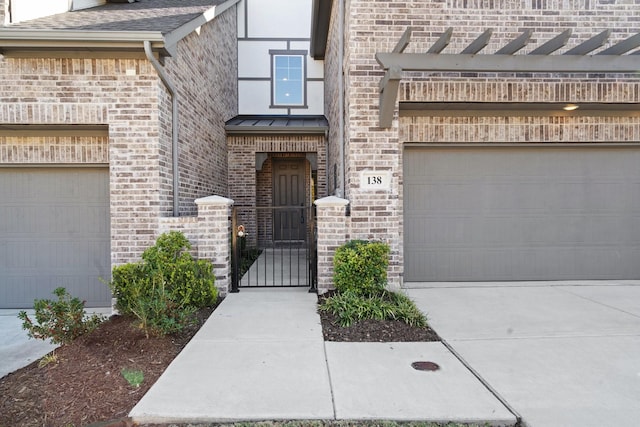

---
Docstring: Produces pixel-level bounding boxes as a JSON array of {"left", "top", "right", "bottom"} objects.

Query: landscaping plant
[
  {"left": 107, "top": 231, "right": 217, "bottom": 337},
  {"left": 320, "top": 240, "right": 427, "bottom": 328},
  {"left": 18, "top": 287, "right": 104, "bottom": 345},
  {"left": 333, "top": 239, "right": 389, "bottom": 297},
  {"left": 121, "top": 368, "right": 144, "bottom": 388}
]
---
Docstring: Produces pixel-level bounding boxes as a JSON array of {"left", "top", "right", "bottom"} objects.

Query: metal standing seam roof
[{"left": 225, "top": 116, "right": 329, "bottom": 135}]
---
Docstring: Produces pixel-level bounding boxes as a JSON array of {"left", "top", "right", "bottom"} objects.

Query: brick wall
[
  {"left": 335, "top": 0, "right": 640, "bottom": 288},
  {"left": 228, "top": 135, "right": 327, "bottom": 247},
  {"left": 164, "top": 7, "right": 238, "bottom": 216},
  {"left": 323, "top": 0, "right": 342, "bottom": 195},
  {"left": 228, "top": 135, "right": 327, "bottom": 207},
  {"left": 0, "top": 56, "right": 163, "bottom": 264},
  {"left": 0, "top": 0, "right": 7, "bottom": 25},
  {"left": 0, "top": 135, "right": 109, "bottom": 163},
  {"left": 0, "top": 7, "right": 239, "bottom": 268}
]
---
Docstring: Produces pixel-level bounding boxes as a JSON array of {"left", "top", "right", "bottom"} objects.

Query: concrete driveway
[
  {"left": 0, "top": 309, "right": 59, "bottom": 379},
  {"left": 406, "top": 281, "right": 640, "bottom": 427},
  {"left": 0, "top": 307, "right": 112, "bottom": 379}
]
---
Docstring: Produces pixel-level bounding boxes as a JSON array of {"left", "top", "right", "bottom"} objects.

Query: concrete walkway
[
  {"left": 130, "top": 288, "right": 515, "bottom": 425},
  {"left": 406, "top": 281, "right": 640, "bottom": 427},
  {"left": 240, "top": 248, "right": 310, "bottom": 288}
]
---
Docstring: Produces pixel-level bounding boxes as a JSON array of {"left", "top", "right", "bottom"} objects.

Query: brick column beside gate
[
  {"left": 314, "top": 196, "right": 350, "bottom": 292},
  {"left": 195, "top": 195, "right": 234, "bottom": 295}
]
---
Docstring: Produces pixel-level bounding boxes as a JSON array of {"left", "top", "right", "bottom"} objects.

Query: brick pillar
[
  {"left": 195, "top": 195, "right": 234, "bottom": 295},
  {"left": 314, "top": 196, "right": 350, "bottom": 292}
]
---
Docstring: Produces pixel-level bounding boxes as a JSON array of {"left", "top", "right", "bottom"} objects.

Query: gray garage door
[
  {"left": 0, "top": 167, "right": 111, "bottom": 308},
  {"left": 404, "top": 146, "right": 640, "bottom": 282}
]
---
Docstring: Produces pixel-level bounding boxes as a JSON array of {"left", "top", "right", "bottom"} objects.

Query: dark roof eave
[
  {"left": 225, "top": 126, "right": 329, "bottom": 136},
  {"left": 225, "top": 115, "right": 329, "bottom": 136},
  {"left": 310, "top": 0, "right": 332, "bottom": 60},
  {"left": 0, "top": 30, "right": 171, "bottom": 56}
]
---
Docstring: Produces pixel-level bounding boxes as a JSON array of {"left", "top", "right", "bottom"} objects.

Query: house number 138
[
  {"left": 360, "top": 171, "right": 390, "bottom": 190},
  {"left": 367, "top": 176, "right": 382, "bottom": 185}
]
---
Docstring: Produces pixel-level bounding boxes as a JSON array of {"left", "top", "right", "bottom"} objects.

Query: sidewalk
[{"left": 129, "top": 288, "right": 515, "bottom": 425}]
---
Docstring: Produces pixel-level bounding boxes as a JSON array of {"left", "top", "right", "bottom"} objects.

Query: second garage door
[
  {"left": 404, "top": 145, "right": 640, "bottom": 282},
  {"left": 0, "top": 167, "right": 111, "bottom": 308}
]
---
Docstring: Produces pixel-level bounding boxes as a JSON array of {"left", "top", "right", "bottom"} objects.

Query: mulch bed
[
  {"left": 319, "top": 309, "right": 440, "bottom": 342},
  {"left": 0, "top": 293, "right": 439, "bottom": 427},
  {"left": 0, "top": 305, "right": 217, "bottom": 427}
]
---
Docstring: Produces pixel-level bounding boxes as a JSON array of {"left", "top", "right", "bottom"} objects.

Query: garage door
[
  {"left": 404, "top": 146, "right": 640, "bottom": 282},
  {"left": 0, "top": 167, "right": 111, "bottom": 308}
]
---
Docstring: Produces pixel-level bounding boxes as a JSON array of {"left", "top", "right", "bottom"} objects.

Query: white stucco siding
[
  {"left": 239, "top": 80, "right": 287, "bottom": 115},
  {"left": 9, "top": 0, "right": 68, "bottom": 23},
  {"left": 306, "top": 81, "right": 325, "bottom": 115},
  {"left": 237, "top": 0, "right": 324, "bottom": 116},
  {"left": 238, "top": 41, "right": 286, "bottom": 78},
  {"left": 245, "top": 0, "right": 311, "bottom": 38}
]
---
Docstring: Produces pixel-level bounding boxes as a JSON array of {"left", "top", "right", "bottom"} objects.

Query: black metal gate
[{"left": 231, "top": 205, "right": 317, "bottom": 292}]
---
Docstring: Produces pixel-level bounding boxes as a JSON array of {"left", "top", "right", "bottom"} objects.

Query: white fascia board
[{"left": 163, "top": 0, "right": 241, "bottom": 51}]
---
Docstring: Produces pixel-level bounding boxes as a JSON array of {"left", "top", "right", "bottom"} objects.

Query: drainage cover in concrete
[{"left": 411, "top": 361, "right": 440, "bottom": 371}]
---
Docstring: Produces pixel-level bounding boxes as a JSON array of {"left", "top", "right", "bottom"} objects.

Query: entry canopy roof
[{"left": 376, "top": 28, "right": 640, "bottom": 127}]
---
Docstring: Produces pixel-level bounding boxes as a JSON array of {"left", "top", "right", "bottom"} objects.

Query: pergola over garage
[
  {"left": 378, "top": 28, "right": 640, "bottom": 283},
  {"left": 377, "top": 27, "right": 640, "bottom": 127}
]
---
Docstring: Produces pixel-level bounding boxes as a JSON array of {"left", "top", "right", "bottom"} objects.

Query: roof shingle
[{"left": 6, "top": 0, "right": 227, "bottom": 34}]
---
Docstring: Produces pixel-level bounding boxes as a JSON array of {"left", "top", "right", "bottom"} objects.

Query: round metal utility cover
[{"left": 411, "top": 361, "right": 440, "bottom": 371}]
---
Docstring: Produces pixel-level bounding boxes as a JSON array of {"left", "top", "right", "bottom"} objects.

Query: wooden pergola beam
[
  {"left": 564, "top": 30, "right": 610, "bottom": 55},
  {"left": 427, "top": 27, "right": 453, "bottom": 54},
  {"left": 495, "top": 30, "right": 532, "bottom": 55},
  {"left": 599, "top": 33, "right": 640, "bottom": 55},
  {"left": 376, "top": 52, "right": 640, "bottom": 73},
  {"left": 529, "top": 29, "right": 572, "bottom": 55},
  {"left": 376, "top": 28, "right": 640, "bottom": 128},
  {"left": 461, "top": 28, "right": 493, "bottom": 54}
]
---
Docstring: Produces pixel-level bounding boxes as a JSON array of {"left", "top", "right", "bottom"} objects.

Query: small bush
[
  {"left": 321, "top": 240, "right": 427, "bottom": 328},
  {"left": 18, "top": 287, "right": 104, "bottom": 345},
  {"left": 108, "top": 231, "right": 217, "bottom": 336},
  {"left": 121, "top": 368, "right": 144, "bottom": 388},
  {"left": 333, "top": 240, "right": 390, "bottom": 297},
  {"left": 141, "top": 231, "right": 217, "bottom": 308},
  {"left": 319, "top": 290, "right": 426, "bottom": 328}
]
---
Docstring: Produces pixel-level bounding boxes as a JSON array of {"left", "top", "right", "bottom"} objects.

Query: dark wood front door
[{"left": 273, "top": 159, "right": 306, "bottom": 241}]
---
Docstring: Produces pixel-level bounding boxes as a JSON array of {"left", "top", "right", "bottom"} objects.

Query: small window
[{"left": 271, "top": 51, "right": 306, "bottom": 108}]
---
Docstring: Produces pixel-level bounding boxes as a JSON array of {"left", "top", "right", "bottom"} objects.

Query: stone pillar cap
[
  {"left": 314, "top": 196, "right": 350, "bottom": 207},
  {"left": 195, "top": 195, "right": 234, "bottom": 206}
]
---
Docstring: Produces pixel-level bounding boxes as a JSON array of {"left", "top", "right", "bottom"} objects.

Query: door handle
[{"left": 300, "top": 204, "right": 304, "bottom": 224}]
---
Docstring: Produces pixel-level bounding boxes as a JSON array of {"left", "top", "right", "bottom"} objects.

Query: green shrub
[
  {"left": 107, "top": 231, "right": 217, "bottom": 336},
  {"left": 333, "top": 240, "right": 390, "bottom": 296},
  {"left": 319, "top": 290, "right": 426, "bottom": 328},
  {"left": 18, "top": 287, "right": 104, "bottom": 345},
  {"left": 141, "top": 231, "right": 217, "bottom": 308},
  {"left": 322, "top": 240, "right": 427, "bottom": 328}
]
